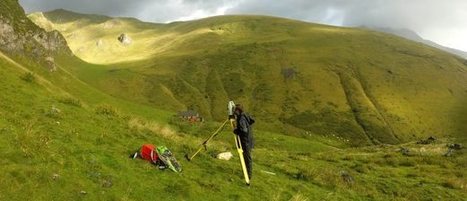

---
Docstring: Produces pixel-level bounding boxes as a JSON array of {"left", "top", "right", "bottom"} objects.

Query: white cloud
[{"left": 423, "top": 27, "right": 467, "bottom": 52}]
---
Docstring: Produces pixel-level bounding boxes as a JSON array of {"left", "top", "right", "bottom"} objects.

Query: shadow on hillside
[{"left": 455, "top": 94, "right": 467, "bottom": 143}]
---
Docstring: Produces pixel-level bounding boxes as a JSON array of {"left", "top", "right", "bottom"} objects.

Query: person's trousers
[{"left": 240, "top": 137, "right": 252, "bottom": 178}]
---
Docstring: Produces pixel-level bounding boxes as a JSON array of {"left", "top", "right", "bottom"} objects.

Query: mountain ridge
[
  {"left": 28, "top": 9, "right": 467, "bottom": 145},
  {"left": 366, "top": 26, "right": 467, "bottom": 59},
  {"left": 32, "top": 9, "right": 467, "bottom": 59}
]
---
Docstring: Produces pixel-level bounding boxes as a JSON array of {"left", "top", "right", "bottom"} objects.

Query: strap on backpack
[{"left": 150, "top": 150, "right": 156, "bottom": 163}]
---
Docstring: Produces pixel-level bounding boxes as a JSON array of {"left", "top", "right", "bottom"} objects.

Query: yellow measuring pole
[{"left": 230, "top": 118, "right": 250, "bottom": 185}]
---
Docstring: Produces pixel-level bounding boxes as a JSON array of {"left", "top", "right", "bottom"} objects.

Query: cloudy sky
[{"left": 19, "top": 0, "right": 467, "bottom": 52}]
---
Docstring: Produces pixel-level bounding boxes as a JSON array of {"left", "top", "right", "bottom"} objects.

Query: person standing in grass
[{"left": 233, "top": 104, "right": 255, "bottom": 179}]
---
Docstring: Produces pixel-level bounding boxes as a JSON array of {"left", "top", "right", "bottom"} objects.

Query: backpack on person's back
[{"left": 243, "top": 113, "right": 255, "bottom": 149}]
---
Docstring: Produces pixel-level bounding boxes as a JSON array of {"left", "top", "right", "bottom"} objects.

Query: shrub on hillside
[
  {"left": 352, "top": 163, "right": 369, "bottom": 174},
  {"left": 95, "top": 104, "right": 119, "bottom": 117},
  {"left": 20, "top": 72, "right": 36, "bottom": 83},
  {"left": 45, "top": 105, "right": 61, "bottom": 119},
  {"left": 17, "top": 123, "right": 51, "bottom": 157},
  {"left": 59, "top": 97, "right": 82, "bottom": 107},
  {"left": 128, "top": 117, "right": 179, "bottom": 141}
]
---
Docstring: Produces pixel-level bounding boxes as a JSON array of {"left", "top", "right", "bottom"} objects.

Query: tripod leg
[
  {"left": 230, "top": 119, "right": 250, "bottom": 185},
  {"left": 186, "top": 146, "right": 203, "bottom": 161},
  {"left": 186, "top": 119, "right": 229, "bottom": 161}
]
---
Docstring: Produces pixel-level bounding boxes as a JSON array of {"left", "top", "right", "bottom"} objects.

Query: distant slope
[
  {"left": 368, "top": 27, "right": 467, "bottom": 59},
  {"left": 29, "top": 9, "right": 467, "bottom": 145},
  {"left": 1, "top": 1, "right": 172, "bottom": 121},
  {"left": 28, "top": 9, "right": 164, "bottom": 64}
]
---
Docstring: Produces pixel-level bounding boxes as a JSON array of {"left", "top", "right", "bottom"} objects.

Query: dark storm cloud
[
  {"left": 19, "top": 0, "right": 467, "bottom": 51},
  {"left": 227, "top": 1, "right": 466, "bottom": 37},
  {"left": 225, "top": 0, "right": 467, "bottom": 51},
  {"left": 19, "top": 0, "right": 230, "bottom": 22}
]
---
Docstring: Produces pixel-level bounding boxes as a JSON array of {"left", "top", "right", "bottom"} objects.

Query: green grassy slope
[
  {"left": 2, "top": 51, "right": 466, "bottom": 200},
  {"left": 1, "top": 55, "right": 466, "bottom": 200},
  {"left": 30, "top": 10, "right": 467, "bottom": 145},
  {"left": 0, "top": 1, "right": 466, "bottom": 200},
  {"left": 2, "top": 2, "right": 337, "bottom": 200}
]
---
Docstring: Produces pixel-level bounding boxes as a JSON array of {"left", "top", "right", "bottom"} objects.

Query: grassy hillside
[
  {"left": 0, "top": 1, "right": 466, "bottom": 200},
  {"left": 29, "top": 10, "right": 467, "bottom": 145},
  {"left": 1, "top": 50, "right": 466, "bottom": 200},
  {"left": 1, "top": 53, "right": 467, "bottom": 200}
]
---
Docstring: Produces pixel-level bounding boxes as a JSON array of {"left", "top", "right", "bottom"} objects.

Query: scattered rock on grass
[
  {"left": 417, "top": 136, "right": 436, "bottom": 144},
  {"left": 52, "top": 173, "right": 60, "bottom": 180},
  {"left": 51, "top": 105, "right": 61, "bottom": 114},
  {"left": 117, "top": 33, "right": 131, "bottom": 45},
  {"left": 444, "top": 143, "right": 463, "bottom": 157},
  {"left": 400, "top": 147, "right": 410, "bottom": 156},
  {"left": 340, "top": 171, "right": 354, "bottom": 185},
  {"left": 102, "top": 179, "right": 113, "bottom": 188},
  {"left": 96, "top": 39, "right": 103, "bottom": 47},
  {"left": 447, "top": 143, "right": 462, "bottom": 150},
  {"left": 217, "top": 152, "right": 233, "bottom": 161},
  {"left": 444, "top": 149, "right": 454, "bottom": 157}
]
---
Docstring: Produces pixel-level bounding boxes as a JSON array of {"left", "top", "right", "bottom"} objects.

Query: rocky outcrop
[
  {"left": 117, "top": 33, "right": 132, "bottom": 45},
  {"left": 0, "top": 18, "right": 68, "bottom": 52},
  {"left": 0, "top": 19, "right": 17, "bottom": 51},
  {"left": 45, "top": 56, "right": 56, "bottom": 72},
  {"left": 96, "top": 39, "right": 103, "bottom": 47},
  {"left": 32, "top": 30, "right": 67, "bottom": 52},
  {"left": 0, "top": 2, "right": 70, "bottom": 72}
]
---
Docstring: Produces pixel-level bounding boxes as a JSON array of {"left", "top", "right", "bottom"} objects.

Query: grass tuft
[
  {"left": 128, "top": 117, "right": 179, "bottom": 141},
  {"left": 20, "top": 72, "right": 36, "bottom": 83},
  {"left": 95, "top": 104, "right": 120, "bottom": 116},
  {"left": 58, "top": 96, "right": 82, "bottom": 107}
]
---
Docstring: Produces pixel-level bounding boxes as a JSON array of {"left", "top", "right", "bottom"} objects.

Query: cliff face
[{"left": 0, "top": 0, "right": 70, "bottom": 71}]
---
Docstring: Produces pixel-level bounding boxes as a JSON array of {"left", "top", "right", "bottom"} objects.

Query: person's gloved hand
[{"left": 233, "top": 129, "right": 240, "bottom": 135}]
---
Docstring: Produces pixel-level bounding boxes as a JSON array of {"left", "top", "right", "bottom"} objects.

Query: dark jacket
[{"left": 234, "top": 113, "right": 255, "bottom": 149}]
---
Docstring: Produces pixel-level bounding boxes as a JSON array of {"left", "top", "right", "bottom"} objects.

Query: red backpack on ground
[{"left": 139, "top": 144, "right": 158, "bottom": 163}]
